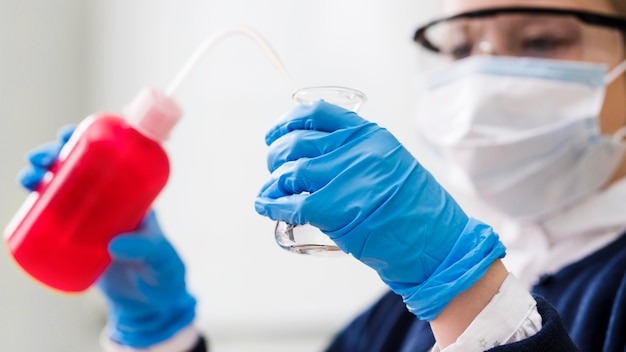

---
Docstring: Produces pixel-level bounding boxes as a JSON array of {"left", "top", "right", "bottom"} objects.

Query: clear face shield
[{"left": 413, "top": 7, "right": 626, "bottom": 71}]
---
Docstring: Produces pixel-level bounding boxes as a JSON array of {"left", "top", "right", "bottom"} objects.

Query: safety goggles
[{"left": 413, "top": 7, "right": 626, "bottom": 66}]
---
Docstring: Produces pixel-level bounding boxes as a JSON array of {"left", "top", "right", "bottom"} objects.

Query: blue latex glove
[
  {"left": 255, "top": 101, "right": 506, "bottom": 320},
  {"left": 18, "top": 126, "right": 197, "bottom": 347},
  {"left": 98, "top": 211, "right": 197, "bottom": 347},
  {"left": 18, "top": 125, "right": 75, "bottom": 191}
]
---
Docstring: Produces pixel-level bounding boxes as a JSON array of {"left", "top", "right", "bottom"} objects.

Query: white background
[{"left": 0, "top": 1, "right": 441, "bottom": 351}]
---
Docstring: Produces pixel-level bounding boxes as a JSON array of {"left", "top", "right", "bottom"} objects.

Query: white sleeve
[
  {"left": 433, "top": 273, "right": 542, "bottom": 352},
  {"left": 100, "top": 324, "right": 201, "bottom": 352}
]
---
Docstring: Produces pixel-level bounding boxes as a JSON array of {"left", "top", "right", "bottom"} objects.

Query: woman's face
[{"left": 442, "top": 0, "right": 626, "bottom": 183}]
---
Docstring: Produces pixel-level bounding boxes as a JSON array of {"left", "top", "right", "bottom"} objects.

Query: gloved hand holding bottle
[
  {"left": 255, "top": 100, "right": 507, "bottom": 320},
  {"left": 17, "top": 128, "right": 199, "bottom": 349}
]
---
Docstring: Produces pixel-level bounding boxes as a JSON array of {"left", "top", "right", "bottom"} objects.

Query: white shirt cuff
[
  {"left": 100, "top": 324, "right": 201, "bottom": 352},
  {"left": 434, "top": 273, "right": 542, "bottom": 352}
]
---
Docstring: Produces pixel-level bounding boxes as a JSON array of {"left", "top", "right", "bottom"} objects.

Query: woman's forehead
[{"left": 442, "top": 0, "right": 616, "bottom": 16}]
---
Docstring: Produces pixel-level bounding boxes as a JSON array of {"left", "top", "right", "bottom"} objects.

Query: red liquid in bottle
[{"left": 4, "top": 89, "right": 181, "bottom": 292}]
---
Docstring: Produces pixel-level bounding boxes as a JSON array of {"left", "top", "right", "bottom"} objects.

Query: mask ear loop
[
  {"left": 605, "top": 56, "right": 626, "bottom": 143},
  {"left": 604, "top": 58, "right": 626, "bottom": 85}
]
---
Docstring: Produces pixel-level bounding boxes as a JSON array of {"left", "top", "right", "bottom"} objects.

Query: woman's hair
[
  {"left": 611, "top": 0, "right": 626, "bottom": 17},
  {"left": 611, "top": 0, "right": 626, "bottom": 55}
]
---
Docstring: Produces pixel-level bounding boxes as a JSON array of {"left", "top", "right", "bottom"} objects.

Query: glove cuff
[
  {"left": 388, "top": 218, "right": 506, "bottom": 321},
  {"left": 102, "top": 323, "right": 201, "bottom": 351},
  {"left": 107, "top": 293, "right": 197, "bottom": 348}
]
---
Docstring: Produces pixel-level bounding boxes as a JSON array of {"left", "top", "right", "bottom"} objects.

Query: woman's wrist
[
  {"left": 430, "top": 259, "right": 509, "bottom": 348},
  {"left": 101, "top": 323, "right": 201, "bottom": 352}
]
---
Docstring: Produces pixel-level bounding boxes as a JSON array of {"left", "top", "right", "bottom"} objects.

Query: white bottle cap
[{"left": 124, "top": 88, "right": 182, "bottom": 142}]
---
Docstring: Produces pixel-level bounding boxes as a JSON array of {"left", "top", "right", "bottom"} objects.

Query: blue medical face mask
[{"left": 416, "top": 56, "right": 626, "bottom": 221}]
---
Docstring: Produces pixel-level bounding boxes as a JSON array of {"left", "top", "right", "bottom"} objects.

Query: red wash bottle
[{"left": 4, "top": 88, "right": 182, "bottom": 293}]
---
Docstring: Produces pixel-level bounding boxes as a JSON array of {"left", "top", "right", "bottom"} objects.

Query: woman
[
  {"left": 321, "top": 0, "right": 626, "bottom": 350},
  {"left": 19, "top": 0, "right": 626, "bottom": 351}
]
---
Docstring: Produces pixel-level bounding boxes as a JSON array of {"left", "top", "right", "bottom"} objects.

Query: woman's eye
[
  {"left": 521, "top": 36, "right": 573, "bottom": 56},
  {"left": 448, "top": 43, "right": 473, "bottom": 60}
]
